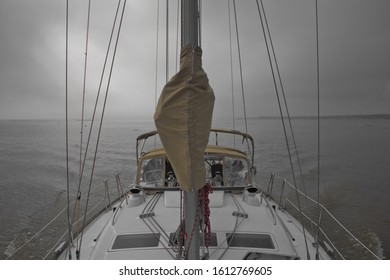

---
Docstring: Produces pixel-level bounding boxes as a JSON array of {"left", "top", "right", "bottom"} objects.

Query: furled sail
[{"left": 154, "top": 45, "right": 215, "bottom": 192}]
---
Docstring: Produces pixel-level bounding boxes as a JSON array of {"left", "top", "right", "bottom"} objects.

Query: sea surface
[{"left": 0, "top": 117, "right": 389, "bottom": 259}]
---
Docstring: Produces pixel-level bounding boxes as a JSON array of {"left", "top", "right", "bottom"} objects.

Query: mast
[
  {"left": 181, "top": 0, "right": 200, "bottom": 260},
  {"left": 181, "top": 0, "right": 199, "bottom": 48},
  {"left": 156, "top": 0, "right": 213, "bottom": 259}
]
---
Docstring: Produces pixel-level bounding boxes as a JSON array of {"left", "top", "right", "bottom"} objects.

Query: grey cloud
[{"left": 1, "top": 0, "right": 389, "bottom": 119}]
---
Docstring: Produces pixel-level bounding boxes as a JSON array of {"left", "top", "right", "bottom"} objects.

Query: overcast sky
[{"left": 0, "top": 0, "right": 389, "bottom": 120}]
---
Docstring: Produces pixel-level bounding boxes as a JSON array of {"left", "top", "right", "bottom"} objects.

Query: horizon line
[{"left": 1, "top": 113, "right": 390, "bottom": 121}]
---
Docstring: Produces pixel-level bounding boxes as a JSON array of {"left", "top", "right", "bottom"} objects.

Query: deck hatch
[
  {"left": 244, "top": 252, "right": 293, "bottom": 260},
  {"left": 112, "top": 233, "right": 160, "bottom": 249},
  {"left": 226, "top": 233, "right": 274, "bottom": 249},
  {"left": 168, "top": 232, "right": 218, "bottom": 247}
]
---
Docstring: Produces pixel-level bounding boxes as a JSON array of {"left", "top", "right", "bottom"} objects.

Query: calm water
[{"left": 0, "top": 117, "right": 389, "bottom": 259}]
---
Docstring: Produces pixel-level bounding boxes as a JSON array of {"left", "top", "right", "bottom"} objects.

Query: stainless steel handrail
[{"left": 266, "top": 173, "right": 381, "bottom": 260}]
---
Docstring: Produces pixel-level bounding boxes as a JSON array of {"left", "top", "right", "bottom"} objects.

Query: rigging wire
[
  {"left": 154, "top": 0, "right": 160, "bottom": 109},
  {"left": 33, "top": 0, "right": 380, "bottom": 261},
  {"left": 46, "top": 193, "right": 116, "bottom": 259},
  {"left": 65, "top": 0, "right": 122, "bottom": 258},
  {"left": 153, "top": 0, "right": 160, "bottom": 148},
  {"left": 64, "top": 0, "right": 73, "bottom": 259},
  {"left": 227, "top": 0, "right": 236, "bottom": 147},
  {"left": 258, "top": 0, "right": 309, "bottom": 203},
  {"left": 79, "top": 0, "right": 91, "bottom": 181},
  {"left": 217, "top": 193, "right": 246, "bottom": 259},
  {"left": 77, "top": 0, "right": 92, "bottom": 254},
  {"left": 198, "top": 0, "right": 202, "bottom": 48},
  {"left": 255, "top": 0, "right": 311, "bottom": 259},
  {"left": 69, "top": 0, "right": 122, "bottom": 237},
  {"left": 166, "top": 0, "right": 169, "bottom": 82},
  {"left": 179, "top": 190, "right": 184, "bottom": 258},
  {"left": 231, "top": 0, "right": 248, "bottom": 135},
  {"left": 315, "top": 0, "right": 321, "bottom": 260},
  {"left": 232, "top": 0, "right": 252, "bottom": 159},
  {"left": 257, "top": 0, "right": 312, "bottom": 232},
  {"left": 78, "top": 0, "right": 127, "bottom": 259},
  {"left": 175, "top": 0, "right": 180, "bottom": 73},
  {"left": 7, "top": 173, "right": 133, "bottom": 259},
  {"left": 5, "top": 199, "right": 74, "bottom": 260}
]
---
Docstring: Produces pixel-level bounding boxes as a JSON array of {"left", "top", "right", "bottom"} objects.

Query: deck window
[
  {"left": 244, "top": 252, "right": 293, "bottom": 260},
  {"left": 226, "top": 233, "right": 274, "bottom": 249},
  {"left": 224, "top": 158, "right": 248, "bottom": 186},
  {"left": 140, "top": 157, "right": 163, "bottom": 186},
  {"left": 112, "top": 233, "right": 160, "bottom": 250}
]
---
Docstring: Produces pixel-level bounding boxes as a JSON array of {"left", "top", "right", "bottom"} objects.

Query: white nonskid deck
[{"left": 60, "top": 189, "right": 329, "bottom": 260}]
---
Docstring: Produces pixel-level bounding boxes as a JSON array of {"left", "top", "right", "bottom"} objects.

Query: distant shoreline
[
  {"left": 1, "top": 114, "right": 390, "bottom": 121},
  {"left": 248, "top": 114, "right": 390, "bottom": 120}
]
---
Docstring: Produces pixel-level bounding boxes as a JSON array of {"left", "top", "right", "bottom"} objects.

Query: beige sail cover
[{"left": 154, "top": 45, "right": 215, "bottom": 192}]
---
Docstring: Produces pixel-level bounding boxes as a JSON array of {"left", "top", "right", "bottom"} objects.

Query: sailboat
[{"left": 51, "top": 0, "right": 382, "bottom": 260}]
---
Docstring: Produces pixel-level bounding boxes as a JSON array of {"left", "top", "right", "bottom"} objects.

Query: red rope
[
  {"left": 178, "top": 184, "right": 213, "bottom": 259},
  {"left": 199, "top": 183, "right": 213, "bottom": 247}
]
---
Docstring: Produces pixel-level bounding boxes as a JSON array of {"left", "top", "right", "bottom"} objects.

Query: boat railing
[
  {"left": 260, "top": 173, "right": 381, "bottom": 260},
  {"left": 136, "top": 129, "right": 255, "bottom": 164},
  {"left": 4, "top": 173, "right": 132, "bottom": 260}
]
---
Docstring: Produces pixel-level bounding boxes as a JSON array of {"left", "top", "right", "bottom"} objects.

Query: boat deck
[{"left": 59, "top": 189, "right": 329, "bottom": 260}]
